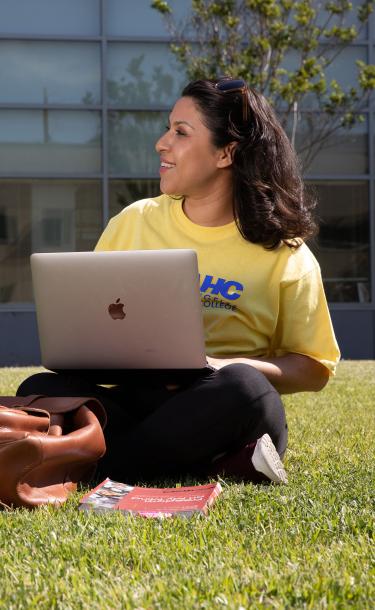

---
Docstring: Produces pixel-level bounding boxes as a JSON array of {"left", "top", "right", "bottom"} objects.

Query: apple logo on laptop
[{"left": 108, "top": 298, "right": 126, "bottom": 320}]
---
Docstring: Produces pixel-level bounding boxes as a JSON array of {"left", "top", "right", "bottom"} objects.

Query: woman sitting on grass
[{"left": 18, "top": 78, "right": 340, "bottom": 485}]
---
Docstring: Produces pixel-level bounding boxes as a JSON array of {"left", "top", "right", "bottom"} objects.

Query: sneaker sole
[{"left": 251, "top": 433, "right": 288, "bottom": 484}]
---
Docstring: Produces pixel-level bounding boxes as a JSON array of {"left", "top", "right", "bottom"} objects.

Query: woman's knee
[
  {"left": 209, "top": 363, "right": 287, "bottom": 454},
  {"left": 17, "top": 372, "right": 79, "bottom": 397},
  {"left": 216, "top": 363, "right": 286, "bottom": 427},
  {"left": 216, "top": 363, "right": 278, "bottom": 402}
]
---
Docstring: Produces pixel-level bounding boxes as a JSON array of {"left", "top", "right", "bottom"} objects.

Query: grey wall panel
[
  {"left": 0, "top": 309, "right": 373, "bottom": 366},
  {"left": 330, "top": 310, "right": 374, "bottom": 360},
  {"left": 0, "top": 311, "right": 41, "bottom": 366}
]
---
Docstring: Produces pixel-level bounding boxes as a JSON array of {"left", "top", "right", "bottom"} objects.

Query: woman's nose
[{"left": 155, "top": 131, "right": 169, "bottom": 153}]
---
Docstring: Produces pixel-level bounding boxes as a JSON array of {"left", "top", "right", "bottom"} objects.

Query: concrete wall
[{"left": 0, "top": 309, "right": 372, "bottom": 366}]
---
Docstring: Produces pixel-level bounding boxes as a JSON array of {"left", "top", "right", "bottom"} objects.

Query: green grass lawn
[{"left": 0, "top": 362, "right": 374, "bottom": 609}]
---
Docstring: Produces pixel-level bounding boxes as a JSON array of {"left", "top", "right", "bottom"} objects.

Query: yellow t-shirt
[{"left": 95, "top": 194, "right": 340, "bottom": 373}]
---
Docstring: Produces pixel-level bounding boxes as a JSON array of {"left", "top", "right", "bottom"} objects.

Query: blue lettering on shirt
[{"left": 199, "top": 275, "right": 244, "bottom": 301}]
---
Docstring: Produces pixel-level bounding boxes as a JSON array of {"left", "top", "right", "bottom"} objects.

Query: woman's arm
[{"left": 206, "top": 353, "right": 330, "bottom": 394}]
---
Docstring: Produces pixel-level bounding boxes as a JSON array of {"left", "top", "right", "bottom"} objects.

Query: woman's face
[{"left": 155, "top": 96, "right": 229, "bottom": 199}]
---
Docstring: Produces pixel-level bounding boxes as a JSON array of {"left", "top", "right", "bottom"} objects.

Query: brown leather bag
[{"left": 0, "top": 395, "right": 107, "bottom": 509}]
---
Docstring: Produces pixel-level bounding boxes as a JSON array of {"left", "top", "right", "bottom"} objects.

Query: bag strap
[
  {"left": 0, "top": 396, "right": 107, "bottom": 429},
  {"left": 0, "top": 403, "right": 51, "bottom": 433}
]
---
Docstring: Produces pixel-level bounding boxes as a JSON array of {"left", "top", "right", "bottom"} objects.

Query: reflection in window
[
  {"left": 293, "top": 114, "right": 368, "bottom": 174},
  {"left": 316, "top": 0, "right": 369, "bottom": 41},
  {"left": 108, "top": 112, "right": 167, "bottom": 176},
  {"left": 278, "top": 46, "right": 367, "bottom": 111},
  {"left": 109, "top": 179, "right": 161, "bottom": 218},
  {"left": 0, "top": 0, "right": 100, "bottom": 36},
  {"left": 107, "top": 0, "right": 189, "bottom": 37},
  {"left": 0, "top": 208, "right": 17, "bottom": 244},
  {"left": 324, "top": 46, "right": 368, "bottom": 91},
  {"left": 0, "top": 110, "right": 101, "bottom": 173},
  {"left": 33, "top": 190, "right": 76, "bottom": 252},
  {"left": 0, "top": 180, "right": 102, "bottom": 304},
  {"left": 308, "top": 181, "right": 370, "bottom": 303},
  {"left": 108, "top": 43, "right": 185, "bottom": 108},
  {"left": 0, "top": 41, "right": 100, "bottom": 105},
  {"left": 41, "top": 215, "right": 67, "bottom": 247}
]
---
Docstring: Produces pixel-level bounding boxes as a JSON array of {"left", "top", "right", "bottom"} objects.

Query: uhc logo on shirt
[{"left": 199, "top": 275, "right": 244, "bottom": 301}]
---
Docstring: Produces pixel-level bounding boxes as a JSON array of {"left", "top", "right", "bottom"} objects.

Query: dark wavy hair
[{"left": 182, "top": 79, "right": 317, "bottom": 249}]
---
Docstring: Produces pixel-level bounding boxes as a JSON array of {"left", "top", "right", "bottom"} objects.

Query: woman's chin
[{"left": 160, "top": 185, "right": 183, "bottom": 198}]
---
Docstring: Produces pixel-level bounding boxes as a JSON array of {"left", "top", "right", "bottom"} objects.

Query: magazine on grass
[{"left": 79, "top": 478, "right": 222, "bottom": 518}]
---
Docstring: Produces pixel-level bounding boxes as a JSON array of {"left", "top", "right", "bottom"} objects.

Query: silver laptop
[{"left": 31, "top": 250, "right": 206, "bottom": 370}]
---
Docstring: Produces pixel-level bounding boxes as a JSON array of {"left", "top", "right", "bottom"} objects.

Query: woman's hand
[
  {"left": 206, "top": 353, "right": 330, "bottom": 394},
  {"left": 206, "top": 356, "right": 231, "bottom": 370}
]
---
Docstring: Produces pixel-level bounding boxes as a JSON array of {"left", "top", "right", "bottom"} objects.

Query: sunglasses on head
[{"left": 215, "top": 78, "right": 249, "bottom": 122}]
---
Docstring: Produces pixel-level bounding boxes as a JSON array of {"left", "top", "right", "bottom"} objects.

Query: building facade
[{"left": 0, "top": 0, "right": 374, "bottom": 365}]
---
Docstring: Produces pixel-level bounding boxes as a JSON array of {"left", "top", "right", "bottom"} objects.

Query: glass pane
[
  {"left": 107, "top": 43, "right": 186, "bottom": 108},
  {"left": 0, "top": 41, "right": 100, "bottom": 105},
  {"left": 316, "top": 0, "right": 369, "bottom": 41},
  {"left": 293, "top": 113, "right": 368, "bottom": 174},
  {"left": 107, "top": 0, "right": 189, "bottom": 37},
  {"left": 109, "top": 179, "right": 161, "bottom": 218},
  {"left": 308, "top": 181, "right": 370, "bottom": 303},
  {"left": 324, "top": 46, "right": 367, "bottom": 90},
  {"left": 0, "top": 180, "right": 102, "bottom": 304},
  {"left": 0, "top": 0, "right": 100, "bottom": 36},
  {"left": 279, "top": 46, "right": 367, "bottom": 111},
  {"left": 108, "top": 111, "right": 167, "bottom": 176},
  {"left": 0, "top": 110, "right": 101, "bottom": 173}
]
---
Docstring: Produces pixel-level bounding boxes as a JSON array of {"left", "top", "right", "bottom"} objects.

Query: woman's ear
[{"left": 216, "top": 142, "right": 237, "bottom": 168}]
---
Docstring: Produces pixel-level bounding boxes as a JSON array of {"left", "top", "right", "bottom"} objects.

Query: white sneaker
[{"left": 251, "top": 433, "right": 288, "bottom": 484}]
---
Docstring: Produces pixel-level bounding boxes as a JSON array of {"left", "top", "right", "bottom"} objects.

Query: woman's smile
[{"left": 159, "top": 159, "right": 176, "bottom": 173}]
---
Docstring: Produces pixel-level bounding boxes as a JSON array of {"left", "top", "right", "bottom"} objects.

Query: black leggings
[{"left": 17, "top": 364, "right": 288, "bottom": 482}]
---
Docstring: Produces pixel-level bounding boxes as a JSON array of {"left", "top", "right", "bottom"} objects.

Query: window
[
  {"left": 0, "top": 208, "right": 17, "bottom": 244},
  {"left": 279, "top": 46, "right": 368, "bottom": 111},
  {"left": 294, "top": 114, "right": 368, "bottom": 174},
  {"left": 0, "top": 0, "right": 373, "bottom": 315},
  {"left": 0, "top": 180, "right": 102, "bottom": 303},
  {"left": 109, "top": 179, "right": 160, "bottom": 218},
  {"left": 108, "top": 43, "right": 185, "bottom": 108},
  {"left": 316, "top": 0, "right": 369, "bottom": 41},
  {"left": 0, "top": 111, "right": 101, "bottom": 174},
  {"left": 107, "top": 0, "right": 188, "bottom": 37},
  {"left": 0, "top": 41, "right": 101, "bottom": 105},
  {"left": 0, "top": 0, "right": 100, "bottom": 36},
  {"left": 308, "top": 181, "right": 370, "bottom": 303},
  {"left": 108, "top": 111, "right": 167, "bottom": 176}
]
